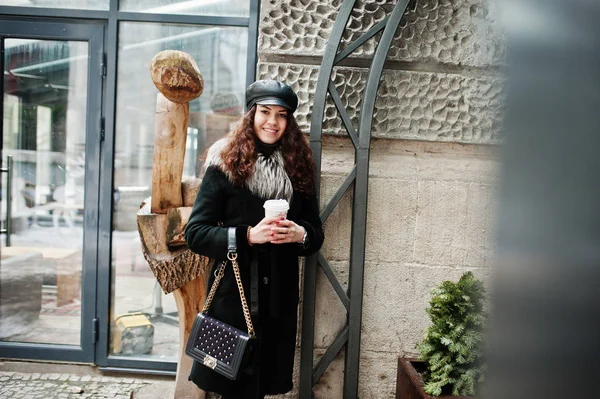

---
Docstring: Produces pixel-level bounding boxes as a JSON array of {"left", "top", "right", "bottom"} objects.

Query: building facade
[
  {"left": 256, "top": 1, "right": 503, "bottom": 397},
  {"left": 0, "top": 1, "right": 503, "bottom": 398}
]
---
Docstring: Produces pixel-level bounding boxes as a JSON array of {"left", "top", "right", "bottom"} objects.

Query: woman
[{"left": 185, "top": 80, "right": 324, "bottom": 399}]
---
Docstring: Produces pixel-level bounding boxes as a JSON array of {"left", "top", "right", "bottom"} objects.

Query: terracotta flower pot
[{"left": 396, "top": 358, "right": 476, "bottom": 399}]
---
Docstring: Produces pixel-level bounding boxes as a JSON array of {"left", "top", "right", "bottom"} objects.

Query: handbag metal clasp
[{"left": 203, "top": 355, "right": 217, "bottom": 369}]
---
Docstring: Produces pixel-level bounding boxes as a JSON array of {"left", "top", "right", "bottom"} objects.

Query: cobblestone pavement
[{"left": 0, "top": 371, "right": 155, "bottom": 399}]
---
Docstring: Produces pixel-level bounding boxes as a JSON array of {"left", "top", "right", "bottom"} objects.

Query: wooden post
[
  {"left": 151, "top": 95, "right": 189, "bottom": 214},
  {"left": 149, "top": 50, "right": 203, "bottom": 214},
  {"left": 173, "top": 276, "right": 209, "bottom": 399},
  {"left": 137, "top": 199, "right": 209, "bottom": 399},
  {"left": 136, "top": 50, "right": 207, "bottom": 398}
]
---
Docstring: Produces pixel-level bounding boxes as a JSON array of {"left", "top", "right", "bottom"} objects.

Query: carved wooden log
[
  {"left": 151, "top": 94, "right": 189, "bottom": 214},
  {"left": 166, "top": 207, "right": 192, "bottom": 249},
  {"left": 137, "top": 183, "right": 209, "bottom": 399},
  {"left": 142, "top": 50, "right": 207, "bottom": 398},
  {"left": 149, "top": 50, "right": 203, "bottom": 214},
  {"left": 182, "top": 177, "right": 201, "bottom": 207},
  {"left": 173, "top": 275, "right": 209, "bottom": 399},
  {"left": 137, "top": 199, "right": 209, "bottom": 294},
  {"left": 150, "top": 50, "right": 204, "bottom": 104}
]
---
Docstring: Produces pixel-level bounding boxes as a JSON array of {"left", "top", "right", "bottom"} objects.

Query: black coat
[{"left": 184, "top": 164, "right": 324, "bottom": 396}]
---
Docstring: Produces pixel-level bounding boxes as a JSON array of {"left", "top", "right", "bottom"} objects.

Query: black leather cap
[{"left": 245, "top": 80, "right": 298, "bottom": 113}]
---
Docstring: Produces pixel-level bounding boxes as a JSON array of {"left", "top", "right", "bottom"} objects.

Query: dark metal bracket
[
  {"left": 0, "top": 156, "right": 13, "bottom": 246},
  {"left": 300, "top": 1, "right": 413, "bottom": 398}
]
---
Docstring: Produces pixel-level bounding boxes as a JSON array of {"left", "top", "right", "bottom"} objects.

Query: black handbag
[{"left": 186, "top": 228, "right": 256, "bottom": 380}]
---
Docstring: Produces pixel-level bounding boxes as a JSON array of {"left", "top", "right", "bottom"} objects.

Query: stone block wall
[{"left": 257, "top": 1, "right": 503, "bottom": 397}]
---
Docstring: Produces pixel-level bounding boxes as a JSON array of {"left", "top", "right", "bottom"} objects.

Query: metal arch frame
[{"left": 300, "top": 1, "right": 414, "bottom": 398}]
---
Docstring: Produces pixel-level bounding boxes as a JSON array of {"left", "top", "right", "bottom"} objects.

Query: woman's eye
[{"left": 279, "top": 114, "right": 287, "bottom": 118}]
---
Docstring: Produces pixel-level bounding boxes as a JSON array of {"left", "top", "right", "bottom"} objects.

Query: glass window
[
  {"left": 1, "top": 38, "right": 89, "bottom": 346},
  {"left": 120, "top": 0, "right": 250, "bottom": 18},
  {"left": 110, "top": 22, "right": 247, "bottom": 361},
  {"left": 2, "top": 0, "right": 108, "bottom": 10}
]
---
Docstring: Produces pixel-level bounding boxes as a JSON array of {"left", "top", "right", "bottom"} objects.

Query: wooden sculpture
[
  {"left": 149, "top": 50, "right": 204, "bottom": 215},
  {"left": 137, "top": 50, "right": 207, "bottom": 399}
]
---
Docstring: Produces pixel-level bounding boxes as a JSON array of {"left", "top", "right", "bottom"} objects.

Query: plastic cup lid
[{"left": 264, "top": 199, "right": 289, "bottom": 211}]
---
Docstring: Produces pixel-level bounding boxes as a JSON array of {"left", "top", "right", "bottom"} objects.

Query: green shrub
[{"left": 417, "top": 272, "right": 486, "bottom": 396}]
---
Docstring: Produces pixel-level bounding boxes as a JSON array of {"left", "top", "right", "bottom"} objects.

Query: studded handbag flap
[
  {"left": 186, "top": 313, "right": 251, "bottom": 380},
  {"left": 185, "top": 228, "right": 256, "bottom": 380}
]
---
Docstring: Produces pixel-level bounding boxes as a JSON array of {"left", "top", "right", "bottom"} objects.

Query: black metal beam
[
  {"left": 245, "top": 0, "right": 260, "bottom": 88},
  {"left": 320, "top": 165, "right": 357, "bottom": 223},
  {"left": 327, "top": 81, "right": 359, "bottom": 148},
  {"left": 318, "top": 252, "right": 350, "bottom": 310},
  {"left": 301, "top": 1, "right": 359, "bottom": 397},
  {"left": 334, "top": 16, "right": 388, "bottom": 65},
  {"left": 0, "top": 6, "right": 108, "bottom": 20},
  {"left": 79, "top": 21, "right": 105, "bottom": 364},
  {"left": 300, "top": 251, "right": 318, "bottom": 398},
  {"left": 0, "top": 342, "right": 91, "bottom": 363},
  {"left": 116, "top": 11, "right": 249, "bottom": 27},
  {"left": 98, "top": 366, "right": 176, "bottom": 376},
  {"left": 95, "top": 0, "right": 119, "bottom": 368},
  {"left": 312, "top": 326, "right": 349, "bottom": 384},
  {"left": 0, "top": 7, "right": 250, "bottom": 27},
  {"left": 343, "top": 1, "right": 411, "bottom": 398},
  {"left": 308, "top": 0, "right": 359, "bottom": 148},
  {"left": 303, "top": 0, "right": 413, "bottom": 396}
]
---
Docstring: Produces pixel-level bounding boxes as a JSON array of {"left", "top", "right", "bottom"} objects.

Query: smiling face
[{"left": 253, "top": 104, "right": 289, "bottom": 144}]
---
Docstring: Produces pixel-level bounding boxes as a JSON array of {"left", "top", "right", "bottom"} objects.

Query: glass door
[{"left": 0, "top": 19, "right": 103, "bottom": 362}]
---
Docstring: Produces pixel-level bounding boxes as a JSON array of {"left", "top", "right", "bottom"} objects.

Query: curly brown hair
[{"left": 220, "top": 106, "right": 317, "bottom": 194}]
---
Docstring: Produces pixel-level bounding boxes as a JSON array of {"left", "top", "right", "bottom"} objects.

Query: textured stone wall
[
  {"left": 258, "top": 1, "right": 503, "bottom": 398},
  {"left": 259, "top": 63, "right": 503, "bottom": 144},
  {"left": 260, "top": 0, "right": 504, "bottom": 67},
  {"left": 308, "top": 138, "right": 496, "bottom": 399},
  {"left": 259, "top": 0, "right": 504, "bottom": 145}
]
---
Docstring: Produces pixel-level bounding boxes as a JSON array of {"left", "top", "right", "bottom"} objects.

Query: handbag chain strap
[{"left": 201, "top": 229, "right": 255, "bottom": 337}]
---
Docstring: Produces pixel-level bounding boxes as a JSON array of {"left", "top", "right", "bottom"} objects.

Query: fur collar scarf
[{"left": 205, "top": 137, "right": 293, "bottom": 203}]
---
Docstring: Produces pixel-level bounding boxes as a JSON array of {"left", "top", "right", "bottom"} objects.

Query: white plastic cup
[{"left": 263, "top": 199, "right": 289, "bottom": 219}]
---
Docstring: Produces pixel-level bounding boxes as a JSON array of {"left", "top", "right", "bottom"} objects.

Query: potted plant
[{"left": 396, "top": 272, "right": 486, "bottom": 398}]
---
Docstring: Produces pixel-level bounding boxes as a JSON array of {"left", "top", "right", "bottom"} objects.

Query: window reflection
[
  {"left": 120, "top": 0, "right": 250, "bottom": 18},
  {"left": 3, "top": 0, "right": 108, "bottom": 10},
  {"left": 110, "top": 22, "right": 247, "bottom": 360},
  {"left": 1, "top": 38, "right": 88, "bottom": 346}
]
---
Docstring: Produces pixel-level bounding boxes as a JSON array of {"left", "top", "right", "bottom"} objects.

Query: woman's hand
[
  {"left": 270, "top": 218, "right": 306, "bottom": 244},
  {"left": 248, "top": 216, "right": 281, "bottom": 245}
]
